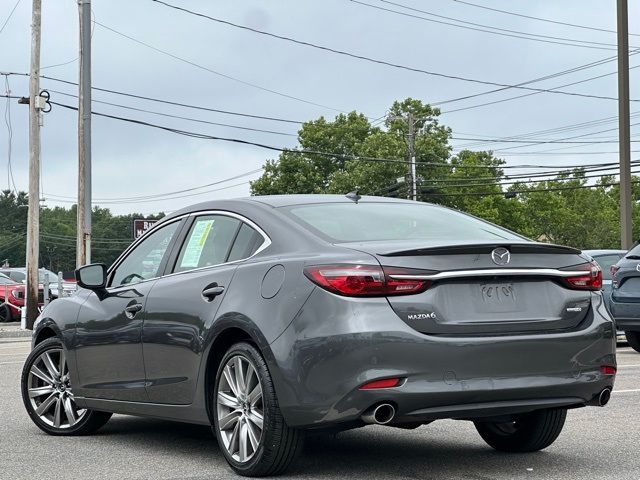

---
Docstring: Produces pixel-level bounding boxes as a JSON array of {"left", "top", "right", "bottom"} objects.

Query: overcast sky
[{"left": 1, "top": 0, "right": 638, "bottom": 215}]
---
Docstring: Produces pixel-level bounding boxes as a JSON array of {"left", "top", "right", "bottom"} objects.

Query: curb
[{"left": 0, "top": 329, "right": 32, "bottom": 338}]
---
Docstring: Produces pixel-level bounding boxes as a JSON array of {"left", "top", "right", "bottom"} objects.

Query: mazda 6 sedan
[{"left": 22, "top": 195, "right": 616, "bottom": 476}]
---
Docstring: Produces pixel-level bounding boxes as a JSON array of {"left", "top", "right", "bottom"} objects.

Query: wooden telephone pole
[
  {"left": 617, "top": 0, "right": 632, "bottom": 249},
  {"left": 24, "top": 0, "right": 42, "bottom": 330},
  {"left": 77, "top": 0, "right": 92, "bottom": 266}
]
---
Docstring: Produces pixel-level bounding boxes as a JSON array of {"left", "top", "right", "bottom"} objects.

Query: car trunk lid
[{"left": 339, "top": 240, "right": 593, "bottom": 336}]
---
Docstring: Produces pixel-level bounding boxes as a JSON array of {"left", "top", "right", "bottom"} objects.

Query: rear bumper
[{"left": 269, "top": 288, "right": 616, "bottom": 428}]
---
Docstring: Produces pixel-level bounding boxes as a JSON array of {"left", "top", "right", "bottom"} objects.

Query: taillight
[
  {"left": 561, "top": 261, "right": 602, "bottom": 290},
  {"left": 303, "top": 264, "right": 431, "bottom": 297}
]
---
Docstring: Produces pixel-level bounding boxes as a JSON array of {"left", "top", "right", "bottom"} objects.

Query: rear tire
[
  {"left": 626, "top": 331, "right": 640, "bottom": 353},
  {"left": 212, "top": 342, "right": 304, "bottom": 477},
  {"left": 21, "top": 337, "right": 112, "bottom": 436},
  {"left": 474, "top": 408, "right": 567, "bottom": 453}
]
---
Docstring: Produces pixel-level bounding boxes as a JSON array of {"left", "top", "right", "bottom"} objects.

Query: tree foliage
[
  {"left": 251, "top": 97, "right": 640, "bottom": 249},
  {"left": 0, "top": 190, "right": 164, "bottom": 272}
]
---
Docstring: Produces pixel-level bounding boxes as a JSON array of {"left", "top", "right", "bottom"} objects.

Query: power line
[
  {"left": 442, "top": 63, "right": 640, "bottom": 114},
  {"left": 35, "top": 74, "right": 304, "bottom": 124},
  {"left": 51, "top": 99, "right": 635, "bottom": 171},
  {"left": 45, "top": 167, "right": 264, "bottom": 202},
  {"left": 2, "top": 75, "right": 16, "bottom": 193},
  {"left": 367, "top": 0, "right": 627, "bottom": 49},
  {"left": 0, "top": 0, "right": 21, "bottom": 36},
  {"left": 93, "top": 21, "right": 349, "bottom": 114},
  {"left": 146, "top": 1, "right": 636, "bottom": 103},
  {"left": 349, "top": 0, "right": 623, "bottom": 50},
  {"left": 424, "top": 180, "right": 640, "bottom": 197},
  {"left": 451, "top": 0, "right": 640, "bottom": 37},
  {"left": 48, "top": 89, "right": 297, "bottom": 137}
]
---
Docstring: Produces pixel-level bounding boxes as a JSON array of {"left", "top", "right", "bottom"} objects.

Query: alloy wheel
[
  {"left": 26, "top": 348, "right": 86, "bottom": 429},
  {"left": 216, "top": 355, "right": 264, "bottom": 463}
]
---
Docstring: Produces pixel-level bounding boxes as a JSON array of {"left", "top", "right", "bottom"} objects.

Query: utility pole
[
  {"left": 77, "top": 0, "right": 92, "bottom": 266},
  {"left": 406, "top": 112, "right": 417, "bottom": 201},
  {"left": 24, "top": 0, "right": 42, "bottom": 330},
  {"left": 618, "top": 0, "right": 632, "bottom": 249}
]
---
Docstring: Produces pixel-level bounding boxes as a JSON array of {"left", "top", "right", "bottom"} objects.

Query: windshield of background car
[
  {"left": 285, "top": 202, "right": 524, "bottom": 242},
  {"left": 0, "top": 273, "right": 15, "bottom": 285}
]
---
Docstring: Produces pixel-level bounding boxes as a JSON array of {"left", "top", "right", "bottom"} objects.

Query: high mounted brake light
[
  {"left": 303, "top": 264, "right": 431, "bottom": 297},
  {"left": 560, "top": 261, "right": 602, "bottom": 291}
]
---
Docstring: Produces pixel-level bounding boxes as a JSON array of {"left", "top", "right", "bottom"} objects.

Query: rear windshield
[{"left": 285, "top": 202, "right": 523, "bottom": 242}]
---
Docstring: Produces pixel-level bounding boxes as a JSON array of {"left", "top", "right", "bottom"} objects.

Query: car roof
[
  {"left": 582, "top": 249, "right": 627, "bottom": 256},
  {"left": 162, "top": 195, "right": 420, "bottom": 223}
]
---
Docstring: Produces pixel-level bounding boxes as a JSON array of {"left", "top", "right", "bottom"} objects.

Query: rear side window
[
  {"left": 593, "top": 254, "right": 623, "bottom": 281},
  {"left": 285, "top": 202, "right": 522, "bottom": 242},
  {"left": 174, "top": 215, "right": 240, "bottom": 272},
  {"left": 228, "top": 223, "right": 264, "bottom": 262}
]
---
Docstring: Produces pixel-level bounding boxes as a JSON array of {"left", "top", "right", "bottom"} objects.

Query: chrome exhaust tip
[
  {"left": 362, "top": 403, "right": 396, "bottom": 425},
  {"left": 598, "top": 388, "right": 612, "bottom": 407}
]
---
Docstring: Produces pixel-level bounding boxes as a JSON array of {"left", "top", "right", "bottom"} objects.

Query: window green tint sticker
[{"left": 180, "top": 219, "right": 215, "bottom": 268}]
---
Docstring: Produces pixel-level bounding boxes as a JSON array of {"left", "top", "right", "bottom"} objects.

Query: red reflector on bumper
[
  {"left": 600, "top": 365, "right": 616, "bottom": 375},
  {"left": 359, "top": 378, "right": 402, "bottom": 390}
]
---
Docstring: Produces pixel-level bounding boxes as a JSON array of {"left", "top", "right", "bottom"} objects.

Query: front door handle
[
  {"left": 202, "top": 285, "right": 225, "bottom": 301},
  {"left": 124, "top": 303, "right": 143, "bottom": 318}
]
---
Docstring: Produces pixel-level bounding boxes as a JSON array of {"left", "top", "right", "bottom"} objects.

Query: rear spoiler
[{"left": 379, "top": 242, "right": 581, "bottom": 257}]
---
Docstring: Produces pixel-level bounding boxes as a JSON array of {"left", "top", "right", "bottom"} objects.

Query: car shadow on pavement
[{"left": 95, "top": 416, "right": 575, "bottom": 478}]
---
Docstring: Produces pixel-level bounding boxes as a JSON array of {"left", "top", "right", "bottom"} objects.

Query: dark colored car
[
  {"left": 583, "top": 249, "right": 626, "bottom": 339},
  {"left": 609, "top": 245, "right": 640, "bottom": 352},
  {"left": 22, "top": 196, "right": 616, "bottom": 476}
]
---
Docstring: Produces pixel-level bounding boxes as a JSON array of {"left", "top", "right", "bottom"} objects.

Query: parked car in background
[
  {"left": 24, "top": 195, "right": 616, "bottom": 476},
  {"left": 0, "top": 272, "right": 45, "bottom": 322},
  {"left": 0, "top": 267, "right": 76, "bottom": 298},
  {"left": 609, "top": 246, "right": 640, "bottom": 352},
  {"left": 583, "top": 250, "right": 626, "bottom": 315}
]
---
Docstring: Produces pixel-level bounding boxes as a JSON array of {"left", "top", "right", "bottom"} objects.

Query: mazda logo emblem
[{"left": 491, "top": 247, "right": 511, "bottom": 266}]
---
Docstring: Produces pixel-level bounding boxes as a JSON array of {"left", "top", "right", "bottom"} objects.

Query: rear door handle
[
  {"left": 124, "top": 303, "right": 143, "bottom": 318},
  {"left": 202, "top": 286, "right": 225, "bottom": 301}
]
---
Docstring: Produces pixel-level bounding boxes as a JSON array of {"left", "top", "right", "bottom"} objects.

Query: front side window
[
  {"left": 174, "top": 215, "right": 240, "bottom": 273},
  {"left": 111, "top": 221, "right": 180, "bottom": 286}
]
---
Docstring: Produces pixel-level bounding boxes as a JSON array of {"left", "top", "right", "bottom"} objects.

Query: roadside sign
[{"left": 133, "top": 219, "right": 159, "bottom": 239}]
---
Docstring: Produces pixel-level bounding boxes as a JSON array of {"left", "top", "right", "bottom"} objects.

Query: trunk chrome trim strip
[{"left": 388, "top": 268, "right": 585, "bottom": 280}]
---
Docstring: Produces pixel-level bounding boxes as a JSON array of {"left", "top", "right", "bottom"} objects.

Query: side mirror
[{"left": 75, "top": 264, "right": 107, "bottom": 290}]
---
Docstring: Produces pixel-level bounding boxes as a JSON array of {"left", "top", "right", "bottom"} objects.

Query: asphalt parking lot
[{"left": 1, "top": 336, "right": 639, "bottom": 480}]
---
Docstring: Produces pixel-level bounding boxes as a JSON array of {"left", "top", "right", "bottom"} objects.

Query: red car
[{"left": 0, "top": 273, "right": 44, "bottom": 322}]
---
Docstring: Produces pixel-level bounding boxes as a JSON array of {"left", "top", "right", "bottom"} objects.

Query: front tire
[
  {"left": 212, "top": 342, "right": 303, "bottom": 477},
  {"left": 0, "top": 303, "right": 13, "bottom": 322},
  {"left": 625, "top": 331, "right": 640, "bottom": 353},
  {"left": 21, "top": 337, "right": 112, "bottom": 435},
  {"left": 474, "top": 408, "right": 567, "bottom": 453}
]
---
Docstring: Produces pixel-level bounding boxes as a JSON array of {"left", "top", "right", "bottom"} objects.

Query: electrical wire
[
  {"left": 369, "top": 0, "right": 627, "bottom": 49},
  {"left": 93, "top": 21, "right": 349, "bottom": 114},
  {"left": 48, "top": 89, "right": 297, "bottom": 137},
  {"left": 2, "top": 77, "right": 16, "bottom": 193},
  {"left": 451, "top": 0, "right": 640, "bottom": 37},
  {"left": 38, "top": 74, "right": 303, "bottom": 124},
  {"left": 145, "top": 1, "right": 636, "bottom": 102},
  {"left": 50, "top": 99, "right": 635, "bottom": 171},
  {"left": 0, "top": 0, "right": 21, "bottom": 36},
  {"left": 349, "top": 0, "right": 622, "bottom": 50}
]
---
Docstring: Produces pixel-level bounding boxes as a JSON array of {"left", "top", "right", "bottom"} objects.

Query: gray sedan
[{"left": 22, "top": 195, "right": 616, "bottom": 476}]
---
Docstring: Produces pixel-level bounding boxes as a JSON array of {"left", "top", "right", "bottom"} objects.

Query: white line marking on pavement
[
  {"left": 617, "top": 364, "right": 640, "bottom": 368},
  {"left": 0, "top": 353, "right": 27, "bottom": 356},
  {"left": 613, "top": 389, "right": 640, "bottom": 394},
  {"left": 0, "top": 361, "right": 24, "bottom": 365}
]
